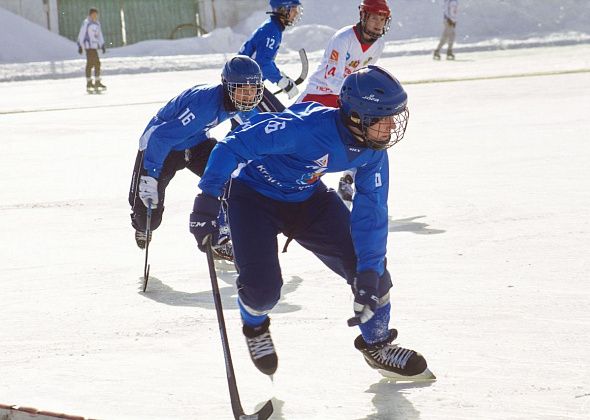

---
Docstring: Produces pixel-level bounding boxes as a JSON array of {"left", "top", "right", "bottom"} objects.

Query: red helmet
[
  {"left": 359, "top": 0, "right": 391, "bottom": 41},
  {"left": 359, "top": 0, "right": 391, "bottom": 17}
]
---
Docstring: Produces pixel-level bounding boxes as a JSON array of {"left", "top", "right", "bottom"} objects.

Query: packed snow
[{"left": 1, "top": 1, "right": 590, "bottom": 419}]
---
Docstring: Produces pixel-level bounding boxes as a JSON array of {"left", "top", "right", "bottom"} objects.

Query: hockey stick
[
  {"left": 142, "top": 200, "right": 152, "bottom": 292},
  {"left": 272, "top": 48, "right": 308, "bottom": 95},
  {"left": 204, "top": 238, "right": 273, "bottom": 420}
]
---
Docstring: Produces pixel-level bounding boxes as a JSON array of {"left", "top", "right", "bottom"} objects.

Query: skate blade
[{"left": 378, "top": 367, "right": 436, "bottom": 383}]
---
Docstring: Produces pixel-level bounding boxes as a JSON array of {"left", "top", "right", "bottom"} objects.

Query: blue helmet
[
  {"left": 270, "top": 0, "right": 301, "bottom": 9},
  {"left": 269, "top": 0, "right": 302, "bottom": 26},
  {"left": 339, "top": 65, "right": 409, "bottom": 149},
  {"left": 221, "top": 55, "right": 264, "bottom": 112}
]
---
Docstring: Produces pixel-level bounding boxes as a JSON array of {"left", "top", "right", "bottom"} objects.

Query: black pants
[
  {"left": 128, "top": 138, "right": 217, "bottom": 232},
  {"left": 85, "top": 49, "right": 101, "bottom": 79},
  {"left": 227, "top": 179, "right": 392, "bottom": 313}
]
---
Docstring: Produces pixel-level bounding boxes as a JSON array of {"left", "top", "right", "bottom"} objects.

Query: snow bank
[{"left": 1, "top": 0, "right": 589, "bottom": 78}]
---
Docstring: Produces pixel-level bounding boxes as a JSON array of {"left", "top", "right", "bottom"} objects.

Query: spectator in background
[
  {"left": 433, "top": 0, "right": 458, "bottom": 60},
  {"left": 77, "top": 8, "right": 106, "bottom": 92}
]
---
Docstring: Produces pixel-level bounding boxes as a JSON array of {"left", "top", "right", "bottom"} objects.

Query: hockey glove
[
  {"left": 190, "top": 193, "right": 221, "bottom": 252},
  {"left": 348, "top": 271, "right": 380, "bottom": 326},
  {"left": 138, "top": 175, "right": 158, "bottom": 209},
  {"left": 278, "top": 73, "right": 299, "bottom": 100},
  {"left": 78, "top": 46, "right": 83, "bottom": 55}
]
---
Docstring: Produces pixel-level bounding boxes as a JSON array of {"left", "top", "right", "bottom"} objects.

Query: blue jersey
[
  {"left": 239, "top": 16, "right": 283, "bottom": 83},
  {"left": 199, "top": 102, "right": 390, "bottom": 274},
  {"left": 140, "top": 84, "right": 245, "bottom": 179}
]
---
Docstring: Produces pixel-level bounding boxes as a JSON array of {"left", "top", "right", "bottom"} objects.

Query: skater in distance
[
  {"left": 77, "top": 8, "right": 107, "bottom": 93},
  {"left": 128, "top": 56, "right": 263, "bottom": 261},
  {"left": 190, "top": 65, "right": 432, "bottom": 380}
]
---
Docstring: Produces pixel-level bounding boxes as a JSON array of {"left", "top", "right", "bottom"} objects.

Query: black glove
[
  {"left": 101, "top": 45, "right": 106, "bottom": 54},
  {"left": 189, "top": 193, "right": 221, "bottom": 252},
  {"left": 347, "top": 271, "right": 380, "bottom": 326},
  {"left": 78, "top": 46, "right": 83, "bottom": 55}
]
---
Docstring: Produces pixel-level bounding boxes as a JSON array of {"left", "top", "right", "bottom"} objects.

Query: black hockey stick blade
[
  {"left": 204, "top": 239, "right": 273, "bottom": 420},
  {"left": 237, "top": 400, "right": 273, "bottom": 420},
  {"left": 273, "top": 48, "right": 308, "bottom": 95}
]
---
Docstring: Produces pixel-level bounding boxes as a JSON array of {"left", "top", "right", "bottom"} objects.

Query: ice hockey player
[
  {"left": 239, "top": 0, "right": 303, "bottom": 108},
  {"left": 190, "top": 65, "right": 432, "bottom": 380},
  {"left": 129, "top": 56, "right": 263, "bottom": 261},
  {"left": 433, "top": 0, "right": 458, "bottom": 60},
  {"left": 297, "top": 0, "right": 391, "bottom": 204},
  {"left": 77, "top": 8, "right": 107, "bottom": 92}
]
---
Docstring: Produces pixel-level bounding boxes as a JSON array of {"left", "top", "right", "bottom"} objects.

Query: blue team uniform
[
  {"left": 239, "top": 16, "right": 284, "bottom": 84},
  {"left": 199, "top": 102, "right": 392, "bottom": 319},
  {"left": 140, "top": 84, "right": 244, "bottom": 178},
  {"left": 129, "top": 84, "right": 249, "bottom": 232}
]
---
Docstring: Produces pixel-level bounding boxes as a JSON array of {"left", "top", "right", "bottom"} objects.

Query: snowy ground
[{"left": 1, "top": 45, "right": 590, "bottom": 419}]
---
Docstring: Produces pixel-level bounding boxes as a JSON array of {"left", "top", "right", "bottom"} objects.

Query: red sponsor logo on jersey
[
  {"left": 324, "top": 66, "right": 336, "bottom": 78},
  {"left": 329, "top": 49, "right": 339, "bottom": 62},
  {"left": 344, "top": 67, "right": 352, "bottom": 76}
]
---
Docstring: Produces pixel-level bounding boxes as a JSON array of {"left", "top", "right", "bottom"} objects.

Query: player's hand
[
  {"left": 278, "top": 73, "right": 299, "bottom": 100},
  {"left": 101, "top": 45, "right": 106, "bottom": 54},
  {"left": 138, "top": 176, "right": 158, "bottom": 209},
  {"left": 347, "top": 271, "right": 380, "bottom": 326},
  {"left": 189, "top": 193, "right": 221, "bottom": 252},
  {"left": 78, "top": 46, "right": 83, "bottom": 55}
]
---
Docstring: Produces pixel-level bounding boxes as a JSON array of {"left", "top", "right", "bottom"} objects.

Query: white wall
[
  {"left": 0, "top": 0, "right": 58, "bottom": 33},
  {"left": 197, "top": 0, "right": 267, "bottom": 32}
]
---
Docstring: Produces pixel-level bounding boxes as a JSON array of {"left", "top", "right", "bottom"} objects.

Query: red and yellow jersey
[{"left": 301, "top": 25, "right": 385, "bottom": 98}]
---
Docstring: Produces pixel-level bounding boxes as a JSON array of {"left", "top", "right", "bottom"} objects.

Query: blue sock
[
  {"left": 359, "top": 303, "right": 391, "bottom": 345},
  {"left": 238, "top": 298, "right": 268, "bottom": 328}
]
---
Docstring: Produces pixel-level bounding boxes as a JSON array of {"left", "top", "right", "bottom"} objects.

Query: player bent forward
[
  {"left": 190, "top": 65, "right": 432, "bottom": 380},
  {"left": 128, "top": 56, "right": 263, "bottom": 261}
]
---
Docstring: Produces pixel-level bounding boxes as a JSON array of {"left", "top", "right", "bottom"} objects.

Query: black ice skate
[
  {"left": 135, "top": 229, "right": 152, "bottom": 249},
  {"left": 94, "top": 80, "right": 107, "bottom": 91},
  {"left": 337, "top": 174, "right": 355, "bottom": 203},
  {"left": 243, "top": 317, "right": 277, "bottom": 376},
  {"left": 433, "top": 50, "right": 441, "bottom": 60},
  {"left": 212, "top": 240, "right": 234, "bottom": 262},
  {"left": 86, "top": 80, "right": 95, "bottom": 93},
  {"left": 354, "top": 329, "right": 435, "bottom": 381},
  {"left": 446, "top": 51, "right": 455, "bottom": 60}
]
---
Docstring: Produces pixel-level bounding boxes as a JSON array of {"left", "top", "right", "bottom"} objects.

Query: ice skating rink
[{"left": 1, "top": 45, "right": 589, "bottom": 419}]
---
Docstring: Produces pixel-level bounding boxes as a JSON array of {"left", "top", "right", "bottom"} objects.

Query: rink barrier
[{"left": 0, "top": 403, "right": 94, "bottom": 420}]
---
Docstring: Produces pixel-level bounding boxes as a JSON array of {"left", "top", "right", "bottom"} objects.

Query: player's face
[
  {"left": 90, "top": 12, "right": 98, "bottom": 21},
  {"left": 284, "top": 5, "right": 302, "bottom": 25},
  {"left": 365, "top": 13, "right": 388, "bottom": 36},
  {"left": 366, "top": 115, "right": 395, "bottom": 143},
  {"left": 234, "top": 84, "right": 259, "bottom": 106}
]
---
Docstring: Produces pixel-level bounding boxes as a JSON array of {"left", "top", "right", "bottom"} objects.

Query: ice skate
[
  {"left": 94, "top": 80, "right": 107, "bottom": 91},
  {"left": 86, "top": 80, "right": 95, "bottom": 93},
  {"left": 337, "top": 173, "right": 355, "bottom": 203},
  {"left": 446, "top": 51, "right": 455, "bottom": 60},
  {"left": 134, "top": 229, "right": 152, "bottom": 250},
  {"left": 354, "top": 329, "right": 435, "bottom": 382},
  {"left": 243, "top": 317, "right": 277, "bottom": 376},
  {"left": 433, "top": 50, "right": 441, "bottom": 60}
]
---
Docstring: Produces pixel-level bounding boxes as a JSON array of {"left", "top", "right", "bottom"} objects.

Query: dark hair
[{"left": 89, "top": 8, "right": 98, "bottom": 15}]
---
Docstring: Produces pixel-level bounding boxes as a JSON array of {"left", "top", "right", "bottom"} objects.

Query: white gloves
[
  {"left": 138, "top": 175, "right": 158, "bottom": 209},
  {"left": 278, "top": 73, "right": 299, "bottom": 100}
]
